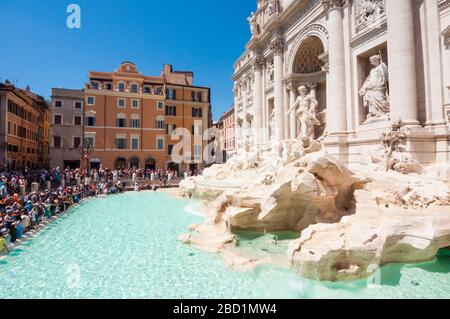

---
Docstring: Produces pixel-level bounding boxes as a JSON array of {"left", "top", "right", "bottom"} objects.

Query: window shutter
[
  {"left": 199, "top": 108, "right": 203, "bottom": 118},
  {"left": 173, "top": 106, "right": 177, "bottom": 116},
  {"left": 165, "top": 105, "right": 169, "bottom": 116}
]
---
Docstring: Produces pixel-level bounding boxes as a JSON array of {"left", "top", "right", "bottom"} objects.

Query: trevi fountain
[{"left": 177, "top": 0, "right": 450, "bottom": 286}]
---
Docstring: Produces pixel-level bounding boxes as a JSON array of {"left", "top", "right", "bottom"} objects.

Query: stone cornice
[
  {"left": 351, "top": 18, "right": 387, "bottom": 48},
  {"left": 438, "top": 0, "right": 450, "bottom": 11}
]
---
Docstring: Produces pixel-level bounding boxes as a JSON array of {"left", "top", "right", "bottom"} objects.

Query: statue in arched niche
[
  {"left": 359, "top": 54, "right": 390, "bottom": 122},
  {"left": 288, "top": 86, "right": 321, "bottom": 141}
]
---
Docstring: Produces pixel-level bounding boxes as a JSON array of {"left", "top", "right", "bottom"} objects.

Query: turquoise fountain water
[{"left": 0, "top": 191, "right": 449, "bottom": 299}]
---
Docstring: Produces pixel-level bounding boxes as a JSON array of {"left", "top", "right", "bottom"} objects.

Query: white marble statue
[
  {"left": 359, "top": 55, "right": 390, "bottom": 121},
  {"left": 269, "top": 108, "right": 276, "bottom": 139},
  {"left": 289, "top": 86, "right": 321, "bottom": 140},
  {"left": 268, "top": 2, "right": 274, "bottom": 15},
  {"left": 247, "top": 12, "right": 259, "bottom": 37},
  {"left": 268, "top": 0, "right": 281, "bottom": 15}
]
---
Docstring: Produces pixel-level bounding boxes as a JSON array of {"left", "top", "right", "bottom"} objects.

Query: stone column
[
  {"left": 443, "top": 34, "right": 450, "bottom": 107},
  {"left": 424, "top": 0, "right": 446, "bottom": 126},
  {"left": 322, "top": 0, "right": 347, "bottom": 134},
  {"left": 253, "top": 56, "right": 265, "bottom": 145},
  {"left": 386, "top": 0, "right": 419, "bottom": 125},
  {"left": 271, "top": 38, "right": 285, "bottom": 141},
  {"left": 284, "top": 87, "right": 290, "bottom": 139},
  {"left": 288, "top": 83, "right": 297, "bottom": 139},
  {"left": 242, "top": 81, "right": 249, "bottom": 139},
  {"left": 233, "top": 88, "right": 240, "bottom": 149}
]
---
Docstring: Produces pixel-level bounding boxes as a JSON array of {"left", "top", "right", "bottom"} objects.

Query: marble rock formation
[
  {"left": 180, "top": 135, "right": 450, "bottom": 282},
  {"left": 181, "top": 150, "right": 364, "bottom": 233},
  {"left": 288, "top": 167, "right": 450, "bottom": 281}
]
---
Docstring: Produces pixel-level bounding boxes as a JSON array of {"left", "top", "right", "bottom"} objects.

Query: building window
[
  {"left": 167, "top": 144, "right": 174, "bottom": 155},
  {"left": 53, "top": 136, "right": 62, "bottom": 148},
  {"left": 157, "top": 137, "right": 164, "bottom": 150},
  {"left": 54, "top": 114, "right": 62, "bottom": 125},
  {"left": 130, "top": 84, "right": 139, "bottom": 93},
  {"left": 131, "top": 99, "right": 139, "bottom": 108},
  {"left": 192, "top": 107, "right": 203, "bottom": 118},
  {"left": 85, "top": 116, "right": 96, "bottom": 127},
  {"left": 105, "top": 83, "right": 112, "bottom": 90},
  {"left": 118, "top": 82, "right": 125, "bottom": 92},
  {"left": 73, "top": 116, "right": 82, "bottom": 126},
  {"left": 192, "top": 124, "right": 202, "bottom": 136},
  {"left": 156, "top": 118, "right": 165, "bottom": 129},
  {"left": 157, "top": 101, "right": 164, "bottom": 110},
  {"left": 166, "top": 105, "right": 176, "bottom": 116},
  {"left": 8, "top": 122, "right": 10, "bottom": 134},
  {"left": 74, "top": 101, "right": 82, "bottom": 109},
  {"left": 117, "top": 118, "right": 127, "bottom": 128},
  {"left": 91, "top": 81, "right": 99, "bottom": 89},
  {"left": 166, "top": 88, "right": 176, "bottom": 100},
  {"left": 84, "top": 137, "right": 95, "bottom": 148},
  {"left": 131, "top": 137, "right": 139, "bottom": 150},
  {"left": 166, "top": 124, "right": 176, "bottom": 136},
  {"left": 143, "top": 86, "right": 151, "bottom": 94},
  {"left": 55, "top": 100, "right": 63, "bottom": 107},
  {"left": 131, "top": 119, "right": 140, "bottom": 128},
  {"left": 116, "top": 138, "right": 126, "bottom": 150},
  {"left": 73, "top": 137, "right": 81, "bottom": 148},
  {"left": 117, "top": 98, "right": 126, "bottom": 108},
  {"left": 192, "top": 91, "right": 202, "bottom": 102},
  {"left": 87, "top": 96, "right": 95, "bottom": 105}
]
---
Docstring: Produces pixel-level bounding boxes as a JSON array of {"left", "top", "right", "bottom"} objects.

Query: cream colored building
[{"left": 233, "top": 0, "right": 450, "bottom": 168}]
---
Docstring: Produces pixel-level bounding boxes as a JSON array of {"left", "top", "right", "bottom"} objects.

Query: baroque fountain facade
[{"left": 179, "top": 0, "right": 450, "bottom": 282}]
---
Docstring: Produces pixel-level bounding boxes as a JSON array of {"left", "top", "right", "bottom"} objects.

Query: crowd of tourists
[{"left": 0, "top": 166, "right": 203, "bottom": 255}]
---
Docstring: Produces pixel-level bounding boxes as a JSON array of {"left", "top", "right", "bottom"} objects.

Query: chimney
[{"left": 25, "top": 85, "right": 30, "bottom": 92}]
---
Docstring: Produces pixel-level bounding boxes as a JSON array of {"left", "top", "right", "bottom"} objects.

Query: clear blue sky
[{"left": 0, "top": 0, "right": 255, "bottom": 121}]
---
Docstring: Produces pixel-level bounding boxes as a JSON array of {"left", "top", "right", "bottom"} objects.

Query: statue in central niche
[
  {"left": 289, "top": 85, "right": 321, "bottom": 140},
  {"left": 359, "top": 54, "right": 390, "bottom": 122}
]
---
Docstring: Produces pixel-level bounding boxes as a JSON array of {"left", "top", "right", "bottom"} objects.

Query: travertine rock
[
  {"left": 288, "top": 168, "right": 450, "bottom": 281},
  {"left": 288, "top": 202, "right": 450, "bottom": 281},
  {"left": 182, "top": 152, "right": 364, "bottom": 232},
  {"left": 178, "top": 138, "right": 450, "bottom": 282}
]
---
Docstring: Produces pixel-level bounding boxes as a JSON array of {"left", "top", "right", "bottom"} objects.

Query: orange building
[
  {"left": 0, "top": 81, "right": 50, "bottom": 169},
  {"left": 83, "top": 62, "right": 211, "bottom": 171},
  {"left": 216, "top": 105, "right": 236, "bottom": 162}
]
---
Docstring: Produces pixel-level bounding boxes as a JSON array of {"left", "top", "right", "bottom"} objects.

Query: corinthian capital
[
  {"left": 321, "top": 0, "right": 345, "bottom": 11},
  {"left": 269, "top": 38, "right": 284, "bottom": 55},
  {"left": 252, "top": 56, "right": 265, "bottom": 71}
]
